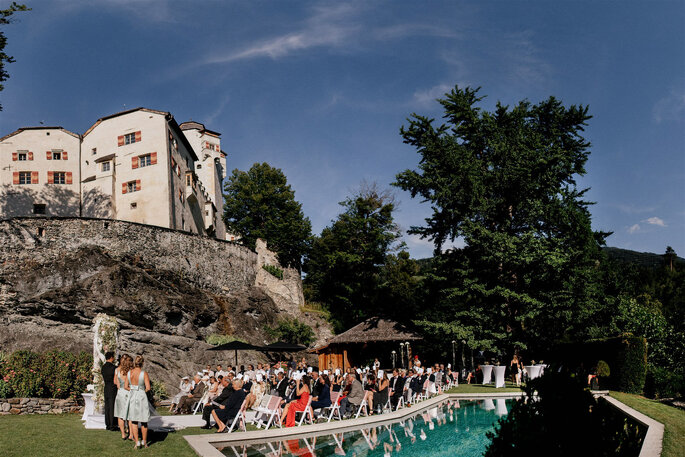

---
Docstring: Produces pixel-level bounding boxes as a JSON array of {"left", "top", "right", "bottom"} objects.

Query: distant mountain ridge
[{"left": 603, "top": 246, "right": 684, "bottom": 269}]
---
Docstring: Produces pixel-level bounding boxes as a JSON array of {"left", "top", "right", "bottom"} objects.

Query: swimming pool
[{"left": 215, "top": 398, "right": 513, "bottom": 457}]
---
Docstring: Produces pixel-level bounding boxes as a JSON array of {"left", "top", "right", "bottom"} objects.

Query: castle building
[{"left": 0, "top": 107, "right": 227, "bottom": 239}]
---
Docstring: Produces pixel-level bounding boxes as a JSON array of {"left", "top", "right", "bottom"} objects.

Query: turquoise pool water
[{"left": 217, "top": 398, "right": 513, "bottom": 457}]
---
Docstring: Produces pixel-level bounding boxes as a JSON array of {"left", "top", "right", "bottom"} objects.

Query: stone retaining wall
[{"left": 0, "top": 397, "right": 83, "bottom": 415}]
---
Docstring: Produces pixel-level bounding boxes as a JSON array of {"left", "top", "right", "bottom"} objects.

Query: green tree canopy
[
  {"left": 223, "top": 162, "right": 311, "bottom": 269},
  {"left": 0, "top": 3, "right": 30, "bottom": 111},
  {"left": 304, "top": 184, "right": 402, "bottom": 331},
  {"left": 394, "top": 86, "right": 608, "bottom": 354}
]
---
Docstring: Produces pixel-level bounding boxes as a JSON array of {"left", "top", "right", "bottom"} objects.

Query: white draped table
[
  {"left": 481, "top": 365, "right": 494, "bottom": 384},
  {"left": 525, "top": 365, "right": 543, "bottom": 381},
  {"left": 493, "top": 366, "right": 506, "bottom": 388}
]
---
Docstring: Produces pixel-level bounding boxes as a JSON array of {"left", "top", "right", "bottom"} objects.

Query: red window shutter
[
  {"left": 132, "top": 156, "right": 139, "bottom": 169},
  {"left": 136, "top": 179, "right": 141, "bottom": 191},
  {"left": 66, "top": 172, "right": 73, "bottom": 185},
  {"left": 28, "top": 151, "right": 33, "bottom": 160},
  {"left": 13, "top": 172, "right": 19, "bottom": 184},
  {"left": 122, "top": 183, "right": 128, "bottom": 194},
  {"left": 46, "top": 151, "right": 52, "bottom": 160},
  {"left": 150, "top": 152, "right": 157, "bottom": 165},
  {"left": 12, "top": 152, "right": 17, "bottom": 161},
  {"left": 47, "top": 171, "right": 54, "bottom": 184},
  {"left": 62, "top": 151, "right": 68, "bottom": 160},
  {"left": 118, "top": 135, "right": 125, "bottom": 146},
  {"left": 31, "top": 171, "right": 39, "bottom": 184},
  {"left": 135, "top": 131, "right": 142, "bottom": 142}
]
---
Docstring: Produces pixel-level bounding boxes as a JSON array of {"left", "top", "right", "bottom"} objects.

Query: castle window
[
  {"left": 33, "top": 204, "right": 46, "bottom": 215},
  {"left": 127, "top": 181, "right": 139, "bottom": 193},
  {"left": 17, "top": 152, "right": 27, "bottom": 161},
  {"left": 92, "top": 148, "right": 97, "bottom": 155},
  {"left": 124, "top": 133, "right": 136, "bottom": 145},
  {"left": 18, "top": 171, "right": 32, "bottom": 184},
  {"left": 101, "top": 161, "right": 110, "bottom": 172},
  {"left": 139, "top": 154, "right": 152, "bottom": 167},
  {"left": 130, "top": 202, "right": 137, "bottom": 209},
  {"left": 52, "top": 151, "right": 61, "bottom": 160},
  {"left": 53, "top": 172, "right": 66, "bottom": 184}
]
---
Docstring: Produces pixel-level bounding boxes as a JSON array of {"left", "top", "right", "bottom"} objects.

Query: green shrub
[
  {"left": 0, "top": 350, "right": 93, "bottom": 399},
  {"left": 262, "top": 264, "right": 284, "bottom": 280},
  {"left": 485, "top": 370, "right": 646, "bottom": 457},
  {"left": 597, "top": 360, "right": 611, "bottom": 377},
  {"left": 0, "top": 379, "right": 12, "bottom": 398},
  {"left": 150, "top": 380, "right": 168, "bottom": 401},
  {"left": 644, "top": 365, "right": 685, "bottom": 399},
  {"left": 265, "top": 318, "right": 315, "bottom": 346},
  {"left": 554, "top": 336, "right": 647, "bottom": 394}
]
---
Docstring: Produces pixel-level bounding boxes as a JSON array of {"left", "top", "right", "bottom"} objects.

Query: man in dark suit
[
  {"left": 274, "top": 371, "right": 288, "bottom": 398},
  {"left": 201, "top": 376, "right": 232, "bottom": 429},
  {"left": 390, "top": 368, "right": 406, "bottom": 409},
  {"left": 101, "top": 352, "right": 117, "bottom": 431}
]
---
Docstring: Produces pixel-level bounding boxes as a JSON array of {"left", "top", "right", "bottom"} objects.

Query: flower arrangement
[{"left": 92, "top": 314, "right": 119, "bottom": 412}]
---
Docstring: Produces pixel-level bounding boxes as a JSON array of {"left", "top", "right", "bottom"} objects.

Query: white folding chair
[
  {"left": 192, "top": 391, "right": 209, "bottom": 415},
  {"left": 227, "top": 397, "right": 248, "bottom": 433},
  {"left": 354, "top": 398, "right": 369, "bottom": 419},
  {"left": 395, "top": 395, "right": 405, "bottom": 411},
  {"left": 324, "top": 391, "right": 342, "bottom": 422},
  {"left": 296, "top": 396, "right": 314, "bottom": 426},
  {"left": 255, "top": 395, "right": 282, "bottom": 429}
]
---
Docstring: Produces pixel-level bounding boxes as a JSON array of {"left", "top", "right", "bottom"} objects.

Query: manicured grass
[
  {"left": 610, "top": 391, "right": 685, "bottom": 457},
  {"left": 0, "top": 412, "right": 217, "bottom": 457},
  {"left": 445, "top": 382, "right": 524, "bottom": 394}
]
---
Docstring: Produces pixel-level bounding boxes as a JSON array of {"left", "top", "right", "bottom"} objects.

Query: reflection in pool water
[{"left": 217, "top": 398, "right": 512, "bottom": 457}]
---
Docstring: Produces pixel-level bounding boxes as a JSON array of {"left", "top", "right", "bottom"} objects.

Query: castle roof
[{"left": 0, "top": 126, "right": 80, "bottom": 142}]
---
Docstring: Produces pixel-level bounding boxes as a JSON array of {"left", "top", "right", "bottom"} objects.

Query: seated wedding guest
[
  {"left": 310, "top": 369, "right": 321, "bottom": 398},
  {"left": 332, "top": 371, "right": 343, "bottom": 392},
  {"left": 216, "top": 364, "right": 226, "bottom": 378},
  {"left": 170, "top": 376, "right": 192, "bottom": 412},
  {"left": 207, "top": 376, "right": 220, "bottom": 401},
  {"left": 201, "top": 376, "right": 232, "bottom": 429},
  {"left": 126, "top": 355, "right": 151, "bottom": 449},
  {"left": 205, "top": 365, "right": 214, "bottom": 378},
  {"left": 245, "top": 373, "right": 266, "bottom": 409},
  {"left": 390, "top": 369, "right": 405, "bottom": 409},
  {"left": 274, "top": 371, "right": 288, "bottom": 398},
  {"left": 339, "top": 373, "right": 364, "bottom": 417},
  {"left": 311, "top": 373, "right": 331, "bottom": 411},
  {"left": 282, "top": 375, "right": 311, "bottom": 427},
  {"left": 364, "top": 373, "right": 378, "bottom": 414},
  {"left": 213, "top": 379, "right": 247, "bottom": 433},
  {"left": 176, "top": 374, "right": 206, "bottom": 414},
  {"left": 375, "top": 371, "right": 389, "bottom": 411}
]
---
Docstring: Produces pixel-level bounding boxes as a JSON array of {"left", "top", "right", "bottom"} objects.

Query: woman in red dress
[{"left": 282, "top": 375, "right": 311, "bottom": 427}]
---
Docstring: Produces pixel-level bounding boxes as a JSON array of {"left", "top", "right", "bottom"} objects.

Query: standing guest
[
  {"left": 282, "top": 375, "right": 311, "bottom": 427},
  {"left": 101, "top": 352, "right": 117, "bottom": 431},
  {"left": 114, "top": 354, "right": 133, "bottom": 440},
  {"left": 126, "top": 356, "right": 151, "bottom": 449},
  {"left": 201, "top": 376, "right": 232, "bottom": 429},
  {"left": 510, "top": 353, "right": 520, "bottom": 383}
]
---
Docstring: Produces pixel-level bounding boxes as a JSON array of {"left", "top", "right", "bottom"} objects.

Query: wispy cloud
[
  {"left": 616, "top": 203, "right": 657, "bottom": 214},
  {"left": 204, "top": 4, "right": 360, "bottom": 64},
  {"left": 203, "top": 94, "right": 231, "bottom": 126},
  {"left": 653, "top": 87, "right": 685, "bottom": 123},
  {"left": 644, "top": 216, "right": 666, "bottom": 227},
  {"left": 373, "top": 24, "right": 457, "bottom": 41},
  {"left": 628, "top": 224, "right": 641, "bottom": 234},
  {"left": 413, "top": 83, "right": 453, "bottom": 107},
  {"left": 505, "top": 30, "right": 551, "bottom": 85}
]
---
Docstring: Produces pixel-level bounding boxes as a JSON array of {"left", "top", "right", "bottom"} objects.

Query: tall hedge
[
  {"left": 554, "top": 336, "right": 647, "bottom": 394},
  {"left": 0, "top": 350, "right": 93, "bottom": 399}
]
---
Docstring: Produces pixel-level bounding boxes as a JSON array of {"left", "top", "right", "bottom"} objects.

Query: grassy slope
[{"left": 610, "top": 391, "right": 685, "bottom": 457}]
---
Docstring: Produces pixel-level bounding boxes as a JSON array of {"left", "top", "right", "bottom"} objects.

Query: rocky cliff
[{"left": 0, "top": 217, "right": 332, "bottom": 393}]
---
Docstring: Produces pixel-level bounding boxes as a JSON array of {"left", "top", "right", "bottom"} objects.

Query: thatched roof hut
[{"left": 313, "top": 317, "right": 422, "bottom": 371}]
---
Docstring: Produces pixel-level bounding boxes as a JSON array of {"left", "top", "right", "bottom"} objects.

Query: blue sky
[{"left": 1, "top": 0, "right": 683, "bottom": 259}]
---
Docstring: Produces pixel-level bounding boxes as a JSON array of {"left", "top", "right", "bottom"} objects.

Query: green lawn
[
  {"left": 0, "top": 413, "right": 213, "bottom": 457},
  {"left": 446, "top": 382, "right": 524, "bottom": 394},
  {"left": 610, "top": 391, "right": 685, "bottom": 457}
]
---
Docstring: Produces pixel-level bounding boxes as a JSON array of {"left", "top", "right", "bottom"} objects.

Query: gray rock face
[{"left": 0, "top": 218, "right": 331, "bottom": 394}]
